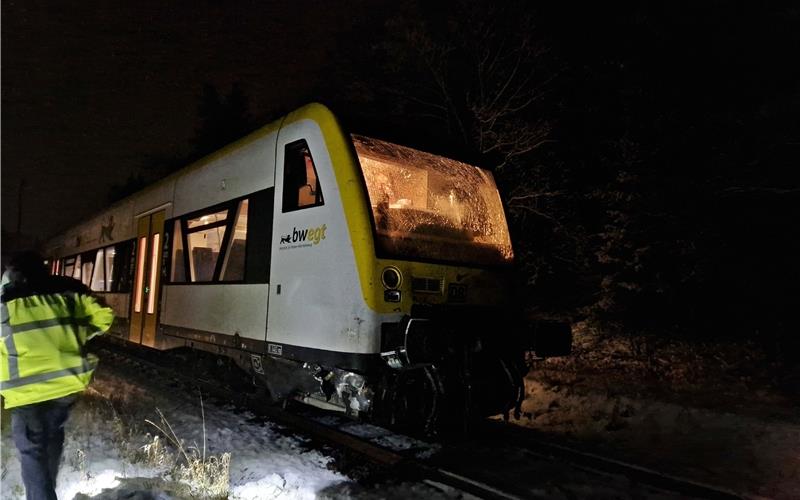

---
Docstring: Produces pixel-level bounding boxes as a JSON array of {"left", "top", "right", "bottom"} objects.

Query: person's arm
[{"left": 78, "top": 293, "right": 115, "bottom": 339}]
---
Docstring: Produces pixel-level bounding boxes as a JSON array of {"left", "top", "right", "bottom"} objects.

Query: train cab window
[
  {"left": 283, "top": 140, "right": 323, "bottom": 212},
  {"left": 221, "top": 199, "right": 248, "bottom": 281},
  {"left": 186, "top": 209, "right": 229, "bottom": 282}
]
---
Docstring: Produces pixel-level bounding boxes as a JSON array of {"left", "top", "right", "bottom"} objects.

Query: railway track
[
  {"left": 475, "top": 420, "right": 750, "bottom": 500},
  {"left": 95, "top": 338, "right": 750, "bottom": 499}
]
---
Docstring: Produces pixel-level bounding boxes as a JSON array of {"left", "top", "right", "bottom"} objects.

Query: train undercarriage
[
  {"left": 374, "top": 306, "right": 530, "bottom": 434},
  {"left": 119, "top": 307, "right": 570, "bottom": 435}
]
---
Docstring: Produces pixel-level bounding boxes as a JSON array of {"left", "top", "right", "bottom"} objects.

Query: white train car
[{"left": 43, "top": 103, "right": 570, "bottom": 428}]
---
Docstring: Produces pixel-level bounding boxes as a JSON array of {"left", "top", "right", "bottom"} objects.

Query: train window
[
  {"left": 56, "top": 246, "right": 120, "bottom": 291},
  {"left": 170, "top": 220, "right": 187, "bottom": 282},
  {"left": 81, "top": 255, "right": 94, "bottom": 287},
  {"left": 83, "top": 256, "right": 94, "bottom": 287},
  {"left": 63, "top": 257, "right": 75, "bottom": 277},
  {"left": 90, "top": 250, "right": 105, "bottom": 291},
  {"left": 283, "top": 140, "right": 323, "bottom": 212},
  {"left": 245, "top": 189, "right": 273, "bottom": 284},
  {"left": 221, "top": 199, "right": 248, "bottom": 281},
  {"left": 169, "top": 192, "right": 269, "bottom": 284},
  {"left": 133, "top": 237, "right": 147, "bottom": 313},
  {"left": 184, "top": 208, "right": 229, "bottom": 282},
  {"left": 105, "top": 246, "right": 116, "bottom": 291},
  {"left": 188, "top": 209, "right": 227, "bottom": 229},
  {"left": 110, "top": 240, "right": 134, "bottom": 293},
  {"left": 147, "top": 232, "right": 160, "bottom": 314},
  {"left": 354, "top": 135, "right": 514, "bottom": 266},
  {"left": 73, "top": 255, "right": 82, "bottom": 280},
  {"left": 188, "top": 227, "right": 226, "bottom": 281}
]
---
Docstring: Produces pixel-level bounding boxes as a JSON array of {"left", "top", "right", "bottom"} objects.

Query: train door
[
  {"left": 267, "top": 130, "right": 331, "bottom": 350},
  {"left": 267, "top": 120, "right": 372, "bottom": 356},
  {"left": 129, "top": 210, "right": 165, "bottom": 347}
]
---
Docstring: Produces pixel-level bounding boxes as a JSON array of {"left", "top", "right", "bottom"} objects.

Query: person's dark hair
[{"left": 7, "top": 250, "right": 48, "bottom": 285}]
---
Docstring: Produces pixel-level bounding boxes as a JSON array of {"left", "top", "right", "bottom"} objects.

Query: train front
[{"left": 351, "top": 135, "right": 529, "bottom": 432}]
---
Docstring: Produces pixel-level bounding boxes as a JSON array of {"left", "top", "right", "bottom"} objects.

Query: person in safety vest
[{"left": 1, "top": 250, "right": 114, "bottom": 500}]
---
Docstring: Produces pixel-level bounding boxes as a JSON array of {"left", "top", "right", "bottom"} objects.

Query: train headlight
[{"left": 381, "top": 266, "right": 402, "bottom": 289}]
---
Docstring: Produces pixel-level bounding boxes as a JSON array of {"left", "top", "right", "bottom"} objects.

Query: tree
[
  {"left": 330, "top": 0, "right": 800, "bottom": 344},
  {"left": 326, "top": 0, "right": 592, "bottom": 316}
]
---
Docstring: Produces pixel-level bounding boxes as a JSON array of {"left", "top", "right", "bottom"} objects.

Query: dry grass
[
  {"left": 145, "top": 397, "right": 231, "bottom": 499},
  {"left": 77, "top": 386, "right": 231, "bottom": 499}
]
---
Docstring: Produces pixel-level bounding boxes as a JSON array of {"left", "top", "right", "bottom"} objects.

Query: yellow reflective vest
[{"left": 1, "top": 276, "right": 114, "bottom": 409}]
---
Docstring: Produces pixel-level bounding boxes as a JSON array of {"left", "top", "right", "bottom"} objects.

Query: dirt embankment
[{"left": 513, "top": 323, "right": 800, "bottom": 499}]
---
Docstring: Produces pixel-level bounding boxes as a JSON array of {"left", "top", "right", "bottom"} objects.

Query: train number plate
[
  {"left": 447, "top": 283, "right": 467, "bottom": 303},
  {"left": 268, "top": 343, "right": 283, "bottom": 356}
]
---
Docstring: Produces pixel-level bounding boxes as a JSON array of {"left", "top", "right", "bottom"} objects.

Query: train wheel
[{"left": 378, "top": 365, "right": 443, "bottom": 435}]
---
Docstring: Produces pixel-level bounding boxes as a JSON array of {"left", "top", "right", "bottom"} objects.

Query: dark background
[{"left": 3, "top": 1, "right": 799, "bottom": 366}]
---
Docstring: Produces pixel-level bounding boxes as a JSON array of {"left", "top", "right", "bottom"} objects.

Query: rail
[{"left": 95, "top": 338, "right": 751, "bottom": 499}]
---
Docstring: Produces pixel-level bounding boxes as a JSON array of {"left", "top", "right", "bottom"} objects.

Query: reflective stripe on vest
[
  {"left": 0, "top": 358, "right": 96, "bottom": 390},
  {"left": 1, "top": 313, "right": 103, "bottom": 384},
  {"left": 1, "top": 289, "right": 113, "bottom": 408},
  {"left": 10, "top": 317, "right": 93, "bottom": 334},
  {"left": 1, "top": 300, "right": 19, "bottom": 380}
]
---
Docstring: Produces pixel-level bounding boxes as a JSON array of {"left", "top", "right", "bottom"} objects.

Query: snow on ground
[
  {"left": 1, "top": 361, "right": 345, "bottom": 499},
  {"left": 0, "top": 360, "right": 460, "bottom": 500},
  {"left": 511, "top": 323, "right": 800, "bottom": 500},
  {"left": 6, "top": 324, "right": 797, "bottom": 499}
]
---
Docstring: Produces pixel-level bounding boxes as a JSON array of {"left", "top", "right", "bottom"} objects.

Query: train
[{"left": 42, "top": 103, "right": 571, "bottom": 432}]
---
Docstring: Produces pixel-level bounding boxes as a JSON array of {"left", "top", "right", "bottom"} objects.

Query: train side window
[
  {"left": 63, "top": 257, "right": 75, "bottom": 277},
  {"left": 283, "top": 140, "right": 324, "bottom": 212},
  {"left": 186, "top": 209, "right": 229, "bottom": 282},
  {"left": 244, "top": 188, "right": 273, "bottom": 284},
  {"left": 73, "top": 255, "right": 82, "bottom": 281},
  {"left": 168, "top": 191, "right": 269, "bottom": 284},
  {"left": 90, "top": 250, "right": 105, "bottom": 291},
  {"left": 81, "top": 253, "right": 94, "bottom": 288},
  {"left": 82, "top": 253, "right": 95, "bottom": 287},
  {"left": 110, "top": 240, "right": 134, "bottom": 293},
  {"left": 221, "top": 199, "right": 248, "bottom": 281},
  {"left": 104, "top": 246, "right": 116, "bottom": 291},
  {"left": 187, "top": 208, "right": 227, "bottom": 228},
  {"left": 170, "top": 220, "right": 187, "bottom": 282}
]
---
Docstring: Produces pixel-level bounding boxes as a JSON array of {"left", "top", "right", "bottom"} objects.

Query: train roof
[{"left": 42, "top": 103, "right": 341, "bottom": 257}]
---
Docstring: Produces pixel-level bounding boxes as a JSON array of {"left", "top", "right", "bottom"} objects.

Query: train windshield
[{"left": 353, "top": 135, "right": 513, "bottom": 266}]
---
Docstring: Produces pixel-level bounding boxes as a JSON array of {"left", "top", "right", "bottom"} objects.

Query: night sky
[
  {"left": 2, "top": 0, "right": 367, "bottom": 241},
  {"left": 2, "top": 0, "right": 799, "bottom": 428}
]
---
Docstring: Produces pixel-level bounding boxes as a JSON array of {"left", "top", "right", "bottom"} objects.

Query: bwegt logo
[{"left": 280, "top": 224, "right": 328, "bottom": 245}]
